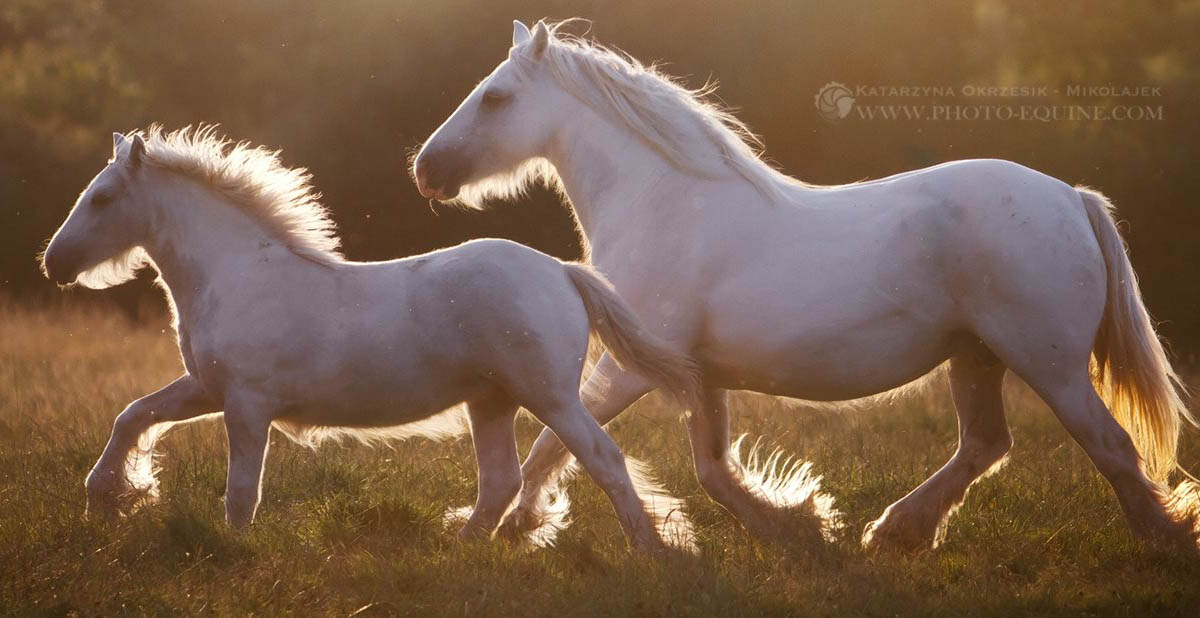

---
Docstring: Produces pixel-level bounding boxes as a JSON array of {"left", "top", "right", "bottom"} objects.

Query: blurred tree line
[{"left": 2, "top": 0, "right": 1197, "bottom": 358}]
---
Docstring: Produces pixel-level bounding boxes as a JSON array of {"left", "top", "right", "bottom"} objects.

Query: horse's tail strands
[
  {"left": 1079, "top": 187, "right": 1193, "bottom": 484},
  {"left": 564, "top": 263, "right": 702, "bottom": 412}
]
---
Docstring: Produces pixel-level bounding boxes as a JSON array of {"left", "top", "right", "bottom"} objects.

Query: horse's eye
[
  {"left": 92, "top": 193, "right": 113, "bottom": 208},
  {"left": 481, "top": 90, "right": 510, "bottom": 106}
]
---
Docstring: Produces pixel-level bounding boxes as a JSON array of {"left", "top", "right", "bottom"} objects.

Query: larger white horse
[
  {"left": 41, "top": 126, "right": 700, "bottom": 550},
  {"left": 412, "top": 20, "right": 1198, "bottom": 553}
]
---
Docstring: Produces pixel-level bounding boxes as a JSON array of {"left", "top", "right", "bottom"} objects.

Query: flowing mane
[
  {"left": 136, "top": 125, "right": 343, "bottom": 263},
  {"left": 526, "top": 22, "right": 807, "bottom": 203}
]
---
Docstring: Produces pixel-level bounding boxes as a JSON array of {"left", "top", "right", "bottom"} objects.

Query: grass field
[{"left": 2, "top": 301, "right": 1199, "bottom": 617}]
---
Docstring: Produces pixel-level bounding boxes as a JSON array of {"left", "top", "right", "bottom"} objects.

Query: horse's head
[
  {"left": 412, "top": 20, "right": 573, "bottom": 204},
  {"left": 42, "top": 132, "right": 152, "bottom": 288}
]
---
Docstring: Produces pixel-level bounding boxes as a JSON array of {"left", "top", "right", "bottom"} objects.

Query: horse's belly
[
  {"left": 268, "top": 365, "right": 483, "bottom": 429},
  {"left": 699, "top": 310, "right": 956, "bottom": 401}
]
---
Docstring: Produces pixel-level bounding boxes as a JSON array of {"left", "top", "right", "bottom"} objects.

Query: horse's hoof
[
  {"left": 85, "top": 469, "right": 128, "bottom": 518},
  {"left": 1138, "top": 519, "right": 1200, "bottom": 557},
  {"left": 456, "top": 522, "right": 494, "bottom": 543},
  {"left": 85, "top": 467, "right": 160, "bottom": 518},
  {"left": 495, "top": 507, "right": 536, "bottom": 543},
  {"left": 85, "top": 495, "right": 122, "bottom": 520},
  {"left": 861, "top": 512, "right": 938, "bottom": 555}
]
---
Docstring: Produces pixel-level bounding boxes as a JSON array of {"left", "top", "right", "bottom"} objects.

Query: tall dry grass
[{"left": 1, "top": 301, "right": 1198, "bottom": 617}]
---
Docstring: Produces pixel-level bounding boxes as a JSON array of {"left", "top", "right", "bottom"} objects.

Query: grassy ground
[{"left": 1, "top": 302, "right": 1199, "bottom": 617}]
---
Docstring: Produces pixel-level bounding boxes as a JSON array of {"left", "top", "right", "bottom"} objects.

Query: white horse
[
  {"left": 41, "top": 126, "right": 701, "bottom": 551},
  {"left": 412, "top": 19, "right": 1198, "bottom": 553}
]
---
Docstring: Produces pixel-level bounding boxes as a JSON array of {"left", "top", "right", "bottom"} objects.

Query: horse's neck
[
  {"left": 547, "top": 111, "right": 696, "bottom": 248},
  {"left": 144, "top": 175, "right": 290, "bottom": 324},
  {"left": 546, "top": 106, "right": 777, "bottom": 263}
]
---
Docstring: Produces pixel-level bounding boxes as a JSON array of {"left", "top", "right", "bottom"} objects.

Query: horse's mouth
[{"left": 417, "top": 184, "right": 456, "bottom": 201}]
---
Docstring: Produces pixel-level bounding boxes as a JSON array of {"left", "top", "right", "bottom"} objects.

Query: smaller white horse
[{"left": 41, "top": 126, "right": 699, "bottom": 551}]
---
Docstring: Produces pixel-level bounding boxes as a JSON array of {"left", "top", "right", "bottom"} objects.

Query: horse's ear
[
  {"left": 530, "top": 20, "right": 549, "bottom": 57},
  {"left": 128, "top": 134, "right": 145, "bottom": 166},
  {"left": 512, "top": 20, "right": 531, "bottom": 46},
  {"left": 113, "top": 132, "right": 127, "bottom": 155}
]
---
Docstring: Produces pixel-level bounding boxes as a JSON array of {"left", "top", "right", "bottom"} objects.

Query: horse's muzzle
[
  {"left": 413, "top": 147, "right": 466, "bottom": 201},
  {"left": 41, "top": 246, "right": 79, "bottom": 285}
]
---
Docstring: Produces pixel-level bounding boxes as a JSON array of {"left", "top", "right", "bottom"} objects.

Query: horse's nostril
[
  {"left": 414, "top": 156, "right": 442, "bottom": 198},
  {"left": 41, "top": 248, "right": 77, "bottom": 285}
]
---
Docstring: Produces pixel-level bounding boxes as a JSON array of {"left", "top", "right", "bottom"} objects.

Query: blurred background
[{"left": 2, "top": 0, "right": 1197, "bottom": 358}]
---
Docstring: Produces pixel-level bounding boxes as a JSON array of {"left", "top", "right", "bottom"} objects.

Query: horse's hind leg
[
  {"left": 88, "top": 373, "right": 218, "bottom": 516},
  {"left": 687, "top": 386, "right": 838, "bottom": 544},
  {"left": 496, "top": 354, "right": 651, "bottom": 544},
  {"left": 528, "top": 398, "right": 664, "bottom": 551},
  {"left": 975, "top": 304, "right": 1193, "bottom": 549},
  {"left": 1020, "top": 367, "right": 1192, "bottom": 547},
  {"left": 458, "top": 393, "right": 521, "bottom": 540},
  {"left": 863, "top": 347, "right": 1011, "bottom": 553}
]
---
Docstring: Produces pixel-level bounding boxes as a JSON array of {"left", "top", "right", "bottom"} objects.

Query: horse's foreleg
[
  {"left": 87, "top": 373, "right": 218, "bottom": 517},
  {"left": 496, "top": 353, "right": 650, "bottom": 545},
  {"left": 687, "top": 386, "right": 839, "bottom": 544},
  {"left": 863, "top": 350, "right": 1011, "bottom": 553},
  {"left": 458, "top": 394, "right": 521, "bottom": 540},
  {"left": 687, "top": 387, "right": 771, "bottom": 530},
  {"left": 223, "top": 409, "right": 271, "bottom": 529}
]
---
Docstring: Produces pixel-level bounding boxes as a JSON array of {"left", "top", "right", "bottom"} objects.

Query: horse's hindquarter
[
  {"left": 695, "top": 159, "right": 1101, "bottom": 400},
  {"left": 924, "top": 160, "right": 1107, "bottom": 359},
  {"left": 405, "top": 240, "right": 593, "bottom": 401}
]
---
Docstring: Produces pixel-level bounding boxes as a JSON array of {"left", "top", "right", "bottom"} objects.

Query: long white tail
[
  {"left": 564, "top": 263, "right": 701, "bottom": 411},
  {"left": 1079, "top": 187, "right": 1193, "bottom": 482}
]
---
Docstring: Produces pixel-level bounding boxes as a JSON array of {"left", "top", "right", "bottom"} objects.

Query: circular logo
[{"left": 815, "top": 82, "right": 855, "bottom": 122}]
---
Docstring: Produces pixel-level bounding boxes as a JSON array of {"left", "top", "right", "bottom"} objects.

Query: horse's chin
[
  {"left": 417, "top": 183, "right": 453, "bottom": 201},
  {"left": 433, "top": 187, "right": 460, "bottom": 202}
]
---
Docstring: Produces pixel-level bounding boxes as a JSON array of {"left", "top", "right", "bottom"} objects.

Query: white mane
[
  {"left": 73, "top": 246, "right": 153, "bottom": 290},
  {"left": 517, "top": 23, "right": 807, "bottom": 204},
  {"left": 456, "top": 157, "right": 562, "bottom": 210},
  {"left": 137, "top": 125, "right": 343, "bottom": 264}
]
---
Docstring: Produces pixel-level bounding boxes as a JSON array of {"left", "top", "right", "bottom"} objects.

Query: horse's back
[
  {"left": 385, "top": 238, "right": 591, "bottom": 360},
  {"left": 227, "top": 239, "right": 590, "bottom": 427},
  {"left": 694, "top": 159, "right": 1104, "bottom": 398}
]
